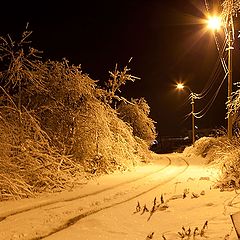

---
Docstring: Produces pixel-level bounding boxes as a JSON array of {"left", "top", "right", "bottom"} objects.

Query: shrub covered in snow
[
  {"left": 0, "top": 31, "right": 154, "bottom": 200},
  {"left": 215, "top": 138, "right": 240, "bottom": 189},
  {"left": 183, "top": 137, "right": 226, "bottom": 163},
  {"left": 184, "top": 136, "right": 240, "bottom": 190},
  {"left": 117, "top": 98, "right": 156, "bottom": 144}
]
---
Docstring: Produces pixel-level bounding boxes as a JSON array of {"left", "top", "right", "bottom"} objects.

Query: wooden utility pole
[
  {"left": 227, "top": 18, "right": 233, "bottom": 139},
  {"left": 191, "top": 93, "right": 195, "bottom": 144}
]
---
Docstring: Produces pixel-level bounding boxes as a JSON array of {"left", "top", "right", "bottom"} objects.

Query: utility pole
[
  {"left": 207, "top": 6, "right": 235, "bottom": 139},
  {"left": 227, "top": 18, "right": 233, "bottom": 139},
  {"left": 176, "top": 83, "right": 196, "bottom": 144},
  {"left": 191, "top": 93, "right": 195, "bottom": 144}
]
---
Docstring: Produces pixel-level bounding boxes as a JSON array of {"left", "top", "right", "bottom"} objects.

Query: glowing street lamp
[
  {"left": 207, "top": 16, "right": 222, "bottom": 31},
  {"left": 207, "top": 14, "right": 233, "bottom": 139},
  {"left": 176, "top": 83, "right": 184, "bottom": 90},
  {"left": 176, "top": 83, "right": 196, "bottom": 144}
]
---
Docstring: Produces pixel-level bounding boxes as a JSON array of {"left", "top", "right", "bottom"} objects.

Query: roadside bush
[
  {"left": 183, "top": 136, "right": 226, "bottom": 163},
  {"left": 214, "top": 138, "right": 240, "bottom": 189},
  {"left": 183, "top": 135, "right": 240, "bottom": 190},
  {"left": 73, "top": 99, "right": 150, "bottom": 173},
  {"left": 117, "top": 98, "right": 157, "bottom": 144},
  {"left": 0, "top": 31, "right": 154, "bottom": 200},
  {"left": 0, "top": 107, "right": 84, "bottom": 200}
]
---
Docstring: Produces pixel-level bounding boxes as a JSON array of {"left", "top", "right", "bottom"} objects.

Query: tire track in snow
[
  {"left": 0, "top": 156, "right": 171, "bottom": 222},
  {"left": 30, "top": 156, "right": 189, "bottom": 240}
]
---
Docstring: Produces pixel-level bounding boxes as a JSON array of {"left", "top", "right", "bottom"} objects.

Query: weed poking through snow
[
  {"left": 133, "top": 201, "right": 141, "bottom": 214},
  {"left": 146, "top": 232, "right": 154, "bottom": 239},
  {"left": 141, "top": 204, "right": 149, "bottom": 215},
  {"left": 161, "top": 234, "right": 167, "bottom": 240},
  {"left": 177, "top": 221, "right": 208, "bottom": 239},
  {"left": 161, "top": 194, "right": 164, "bottom": 204},
  {"left": 134, "top": 195, "right": 169, "bottom": 220}
]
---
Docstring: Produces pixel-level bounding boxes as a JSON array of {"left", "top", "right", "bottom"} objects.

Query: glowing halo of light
[
  {"left": 207, "top": 16, "right": 221, "bottom": 31},
  {"left": 176, "top": 83, "right": 184, "bottom": 90}
]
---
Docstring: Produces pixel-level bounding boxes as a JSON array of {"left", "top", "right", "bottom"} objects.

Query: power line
[
  {"left": 187, "top": 0, "right": 230, "bottom": 119},
  {"left": 194, "top": 72, "right": 228, "bottom": 118}
]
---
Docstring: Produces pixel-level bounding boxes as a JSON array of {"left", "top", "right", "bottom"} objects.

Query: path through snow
[{"left": 0, "top": 153, "right": 239, "bottom": 240}]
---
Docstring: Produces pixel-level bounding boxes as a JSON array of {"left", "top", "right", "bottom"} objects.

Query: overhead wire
[
  {"left": 179, "top": 0, "right": 232, "bottom": 123},
  {"left": 214, "top": 33, "right": 228, "bottom": 74},
  {"left": 196, "top": 49, "right": 226, "bottom": 100},
  {"left": 178, "top": 91, "right": 192, "bottom": 108},
  {"left": 179, "top": 112, "right": 192, "bottom": 125},
  {"left": 179, "top": 0, "right": 230, "bottom": 124},
  {"left": 188, "top": 0, "right": 230, "bottom": 119},
  {"left": 194, "top": 2, "right": 228, "bottom": 99},
  {"left": 195, "top": 34, "right": 228, "bottom": 99},
  {"left": 180, "top": 47, "right": 227, "bottom": 121},
  {"left": 194, "top": 71, "right": 228, "bottom": 118},
  {"left": 198, "top": 0, "right": 228, "bottom": 98}
]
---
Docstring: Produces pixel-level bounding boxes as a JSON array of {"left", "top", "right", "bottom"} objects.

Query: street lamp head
[
  {"left": 207, "top": 16, "right": 221, "bottom": 31},
  {"left": 176, "top": 83, "right": 184, "bottom": 90}
]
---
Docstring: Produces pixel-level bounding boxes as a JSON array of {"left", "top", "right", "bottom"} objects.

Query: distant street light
[
  {"left": 176, "top": 83, "right": 184, "bottom": 90},
  {"left": 207, "top": 14, "right": 233, "bottom": 139},
  {"left": 176, "top": 83, "right": 196, "bottom": 144}
]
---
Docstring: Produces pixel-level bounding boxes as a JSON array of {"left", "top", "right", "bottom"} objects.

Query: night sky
[{"left": 1, "top": 0, "right": 240, "bottom": 136}]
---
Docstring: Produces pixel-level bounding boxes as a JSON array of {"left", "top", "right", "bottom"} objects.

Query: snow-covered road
[{"left": 0, "top": 153, "right": 239, "bottom": 240}]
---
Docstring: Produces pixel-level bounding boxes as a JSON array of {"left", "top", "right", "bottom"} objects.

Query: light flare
[
  {"left": 176, "top": 83, "right": 184, "bottom": 90},
  {"left": 207, "top": 16, "right": 221, "bottom": 31}
]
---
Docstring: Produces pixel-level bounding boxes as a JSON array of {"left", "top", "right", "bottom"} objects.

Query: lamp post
[
  {"left": 207, "top": 15, "right": 233, "bottom": 139},
  {"left": 176, "top": 83, "right": 196, "bottom": 144}
]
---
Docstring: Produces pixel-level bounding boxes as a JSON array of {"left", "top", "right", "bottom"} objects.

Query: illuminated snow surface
[{"left": 0, "top": 153, "right": 239, "bottom": 240}]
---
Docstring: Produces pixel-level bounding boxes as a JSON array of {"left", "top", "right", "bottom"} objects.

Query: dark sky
[{"left": 1, "top": 0, "right": 240, "bottom": 136}]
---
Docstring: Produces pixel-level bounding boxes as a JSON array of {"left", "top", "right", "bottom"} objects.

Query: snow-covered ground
[{"left": 0, "top": 153, "right": 240, "bottom": 240}]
